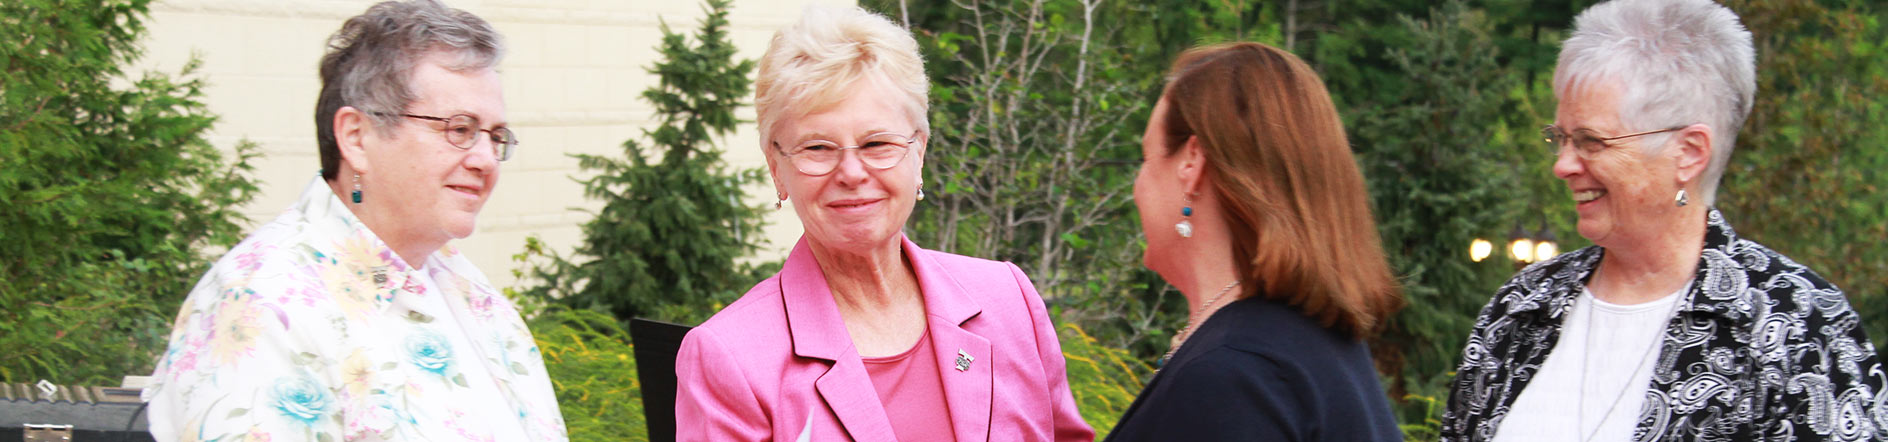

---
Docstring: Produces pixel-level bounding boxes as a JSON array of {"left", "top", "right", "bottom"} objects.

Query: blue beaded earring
[
  {"left": 351, "top": 174, "right": 363, "bottom": 204},
  {"left": 1175, "top": 194, "right": 1194, "bottom": 238}
]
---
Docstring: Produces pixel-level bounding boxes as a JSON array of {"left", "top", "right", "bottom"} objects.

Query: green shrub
[
  {"left": 528, "top": 307, "right": 648, "bottom": 442},
  {"left": 515, "top": 0, "right": 773, "bottom": 327},
  {"left": 0, "top": 0, "right": 258, "bottom": 385},
  {"left": 1058, "top": 323, "right": 1152, "bottom": 439}
]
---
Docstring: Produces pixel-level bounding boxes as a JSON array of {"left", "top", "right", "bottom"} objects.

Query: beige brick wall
[{"left": 134, "top": 0, "right": 855, "bottom": 291}]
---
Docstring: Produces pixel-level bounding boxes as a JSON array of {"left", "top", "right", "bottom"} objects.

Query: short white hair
[
  {"left": 1554, "top": 0, "right": 1755, "bottom": 205},
  {"left": 754, "top": 5, "right": 929, "bottom": 150}
]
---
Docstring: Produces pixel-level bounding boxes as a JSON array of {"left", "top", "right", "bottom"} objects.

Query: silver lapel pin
[{"left": 954, "top": 349, "right": 974, "bottom": 372}]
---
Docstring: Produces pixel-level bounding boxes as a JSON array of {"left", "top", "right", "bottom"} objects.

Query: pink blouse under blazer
[{"left": 675, "top": 236, "right": 1095, "bottom": 442}]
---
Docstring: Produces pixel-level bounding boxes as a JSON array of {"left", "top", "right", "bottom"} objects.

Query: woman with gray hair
[
  {"left": 1442, "top": 0, "right": 1886, "bottom": 441},
  {"left": 143, "top": 1, "right": 567, "bottom": 441},
  {"left": 674, "top": 5, "right": 1092, "bottom": 441}
]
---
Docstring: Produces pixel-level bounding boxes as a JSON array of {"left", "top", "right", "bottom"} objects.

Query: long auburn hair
[{"left": 1161, "top": 42, "right": 1401, "bottom": 338}]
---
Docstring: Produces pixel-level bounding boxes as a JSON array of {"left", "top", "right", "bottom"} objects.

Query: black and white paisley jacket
[{"left": 1442, "top": 208, "right": 1888, "bottom": 441}]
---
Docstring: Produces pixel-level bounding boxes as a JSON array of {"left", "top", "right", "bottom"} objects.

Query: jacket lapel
[
  {"left": 781, "top": 238, "right": 897, "bottom": 440},
  {"left": 905, "top": 238, "right": 993, "bottom": 442}
]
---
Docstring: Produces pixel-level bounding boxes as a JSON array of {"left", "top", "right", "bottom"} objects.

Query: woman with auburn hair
[{"left": 1105, "top": 42, "right": 1403, "bottom": 441}]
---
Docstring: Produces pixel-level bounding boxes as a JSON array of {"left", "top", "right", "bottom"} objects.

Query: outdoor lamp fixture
[
  {"left": 1508, "top": 223, "right": 1536, "bottom": 263},
  {"left": 1469, "top": 238, "right": 1494, "bottom": 262},
  {"left": 1533, "top": 222, "right": 1560, "bottom": 262}
]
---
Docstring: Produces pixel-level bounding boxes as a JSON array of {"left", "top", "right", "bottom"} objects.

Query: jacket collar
[
  {"left": 779, "top": 235, "right": 992, "bottom": 442},
  {"left": 781, "top": 235, "right": 985, "bottom": 360},
  {"left": 1499, "top": 208, "right": 1755, "bottom": 325}
]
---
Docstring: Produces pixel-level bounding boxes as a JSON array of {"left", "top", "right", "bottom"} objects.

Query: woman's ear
[
  {"left": 763, "top": 141, "right": 788, "bottom": 199},
  {"left": 1674, "top": 123, "right": 1714, "bottom": 184},
  {"left": 335, "top": 106, "right": 373, "bottom": 174},
  {"left": 1177, "top": 135, "right": 1209, "bottom": 195},
  {"left": 912, "top": 131, "right": 929, "bottom": 174}
]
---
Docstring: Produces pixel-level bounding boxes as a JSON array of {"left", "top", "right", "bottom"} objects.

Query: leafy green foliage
[
  {"left": 0, "top": 0, "right": 258, "bottom": 384},
  {"left": 1056, "top": 322, "right": 1151, "bottom": 439},
  {"left": 516, "top": 0, "right": 774, "bottom": 326},
  {"left": 527, "top": 307, "right": 648, "bottom": 442},
  {"left": 1339, "top": 0, "right": 1545, "bottom": 415},
  {"left": 1718, "top": 0, "right": 1888, "bottom": 355},
  {"left": 1397, "top": 392, "right": 1447, "bottom": 442}
]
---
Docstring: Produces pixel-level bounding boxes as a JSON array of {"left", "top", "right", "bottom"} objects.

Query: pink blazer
[{"left": 675, "top": 236, "right": 1095, "bottom": 442}]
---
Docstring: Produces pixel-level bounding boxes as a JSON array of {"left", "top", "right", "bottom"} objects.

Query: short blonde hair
[{"left": 754, "top": 5, "right": 928, "bottom": 149}]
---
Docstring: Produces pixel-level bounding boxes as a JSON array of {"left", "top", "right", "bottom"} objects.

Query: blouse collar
[
  {"left": 290, "top": 175, "right": 440, "bottom": 319},
  {"left": 1497, "top": 208, "right": 1755, "bottom": 326}
]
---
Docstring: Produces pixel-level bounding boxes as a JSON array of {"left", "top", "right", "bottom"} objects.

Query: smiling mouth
[
  {"left": 1573, "top": 190, "right": 1605, "bottom": 203},
  {"left": 448, "top": 185, "right": 480, "bottom": 195},
  {"left": 829, "top": 200, "right": 878, "bottom": 209}
]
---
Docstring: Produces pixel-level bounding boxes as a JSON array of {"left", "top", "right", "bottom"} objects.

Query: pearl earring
[{"left": 1175, "top": 193, "right": 1195, "bottom": 238}]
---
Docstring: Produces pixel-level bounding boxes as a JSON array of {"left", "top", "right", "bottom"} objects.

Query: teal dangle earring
[
  {"left": 352, "top": 174, "right": 363, "bottom": 204},
  {"left": 1175, "top": 194, "right": 1194, "bottom": 238}
]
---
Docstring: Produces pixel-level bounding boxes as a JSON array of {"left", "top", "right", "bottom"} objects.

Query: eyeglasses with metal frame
[
  {"left": 1541, "top": 124, "right": 1685, "bottom": 159},
  {"left": 773, "top": 131, "right": 921, "bottom": 176},
  {"left": 386, "top": 112, "right": 518, "bottom": 161}
]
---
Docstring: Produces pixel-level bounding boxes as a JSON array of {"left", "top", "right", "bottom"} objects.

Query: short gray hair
[
  {"left": 1554, "top": 0, "right": 1755, "bottom": 205},
  {"left": 316, "top": 0, "right": 503, "bottom": 180},
  {"left": 754, "top": 5, "right": 929, "bottom": 151}
]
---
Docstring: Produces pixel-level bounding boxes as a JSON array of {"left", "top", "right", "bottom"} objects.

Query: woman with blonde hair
[
  {"left": 1105, "top": 42, "right": 1403, "bottom": 441},
  {"left": 673, "top": 6, "right": 1093, "bottom": 441}
]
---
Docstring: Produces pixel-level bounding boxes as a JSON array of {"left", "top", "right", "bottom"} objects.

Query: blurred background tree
[
  {"left": 0, "top": 0, "right": 258, "bottom": 385},
  {"left": 1719, "top": 0, "right": 1888, "bottom": 356},
  {"left": 514, "top": 0, "right": 775, "bottom": 326},
  {"left": 1336, "top": 0, "right": 1539, "bottom": 416}
]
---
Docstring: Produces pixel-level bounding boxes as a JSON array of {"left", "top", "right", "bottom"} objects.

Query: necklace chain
[
  {"left": 1576, "top": 290, "right": 1683, "bottom": 442},
  {"left": 1159, "top": 280, "right": 1242, "bottom": 366}
]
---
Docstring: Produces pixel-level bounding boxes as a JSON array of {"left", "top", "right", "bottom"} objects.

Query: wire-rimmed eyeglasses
[
  {"left": 1541, "top": 124, "right": 1684, "bottom": 159},
  {"left": 382, "top": 112, "right": 518, "bottom": 161},
  {"left": 773, "top": 131, "right": 920, "bottom": 176}
]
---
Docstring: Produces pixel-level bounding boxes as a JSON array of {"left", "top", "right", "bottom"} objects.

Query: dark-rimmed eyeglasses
[
  {"left": 384, "top": 112, "right": 518, "bottom": 161},
  {"left": 1541, "top": 124, "right": 1684, "bottom": 159},
  {"left": 773, "top": 131, "right": 920, "bottom": 176}
]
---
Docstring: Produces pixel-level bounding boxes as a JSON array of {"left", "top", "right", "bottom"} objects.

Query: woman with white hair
[
  {"left": 1442, "top": 0, "right": 1886, "bottom": 441},
  {"left": 672, "top": 5, "right": 1093, "bottom": 441}
]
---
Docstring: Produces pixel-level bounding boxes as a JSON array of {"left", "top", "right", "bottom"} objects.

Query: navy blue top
[{"left": 1104, "top": 296, "right": 1401, "bottom": 441}]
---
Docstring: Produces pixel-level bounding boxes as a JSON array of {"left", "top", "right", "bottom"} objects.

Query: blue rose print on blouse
[
  {"left": 406, "top": 330, "right": 454, "bottom": 376},
  {"left": 271, "top": 375, "right": 333, "bottom": 425}
]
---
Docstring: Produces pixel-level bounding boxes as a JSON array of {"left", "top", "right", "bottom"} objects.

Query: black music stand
[{"left": 629, "top": 317, "right": 692, "bottom": 442}]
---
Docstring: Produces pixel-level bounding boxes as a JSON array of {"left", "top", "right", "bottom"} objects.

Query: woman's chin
[
  {"left": 443, "top": 216, "right": 480, "bottom": 240},
  {"left": 809, "top": 226, "right": 900, "bottom": 252},
  {"left": 1575, "top": 219, "right": 1609, "bottom": 248}
]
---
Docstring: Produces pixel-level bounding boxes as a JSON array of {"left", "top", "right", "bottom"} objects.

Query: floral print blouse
[
  {"left": 144, "top": 177, "right": 568, "bottom": 442},
  {"left": 1443, "top": 208, "right": 1888, "bottom": 441}
]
